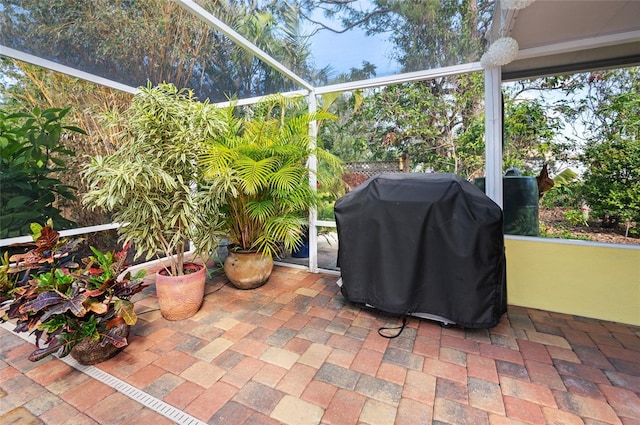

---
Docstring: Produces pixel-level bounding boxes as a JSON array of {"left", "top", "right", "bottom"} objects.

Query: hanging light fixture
[
  {"left": 501, "top": 0, "right": 536, "bottom": 10},
  {"left": 481, "top": 37, "right": 519, "bottom": 68},
  {"left": 481, "top": 0, "right": 535, "bottom": 68}
]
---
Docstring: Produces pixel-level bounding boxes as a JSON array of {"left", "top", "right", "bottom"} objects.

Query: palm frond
[
  {"left": 197, "top": 93, "right": 335, "bottom": 256},
  {"left": 247, "top": 199, "right": 276, "bottom": 222},
  {"left": 270, "top": 163, "right": 305, "bottom": 192},
  {"left": 234, "top": 157, "right": 278, "bottom": 195},
  {"left": 201, "top": 143, "right": 237, "bottom": 177}
]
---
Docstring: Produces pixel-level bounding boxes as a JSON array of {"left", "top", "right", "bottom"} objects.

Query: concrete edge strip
[{"left": 0, "top": 321, "right": 207, "bottom": 425}]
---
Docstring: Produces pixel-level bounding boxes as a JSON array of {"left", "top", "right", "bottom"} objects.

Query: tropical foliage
[
  {"left": 0, "top": 0, "right": 319, "bottom": 231},
  {"left": 542, "top": 68, "right": 640, "bottom": 236},
  {"left": 82, "top": 83, "right": 226, "bottom": 275},
  {"left": 0, "top": 0, "right": 315, "bottom": 102},
  {"left": 1, "top": 0, "right": 637, "bottom": 245},
  {"left": 581, "top": 137, "right": 639, "bottom": 235},
  {"left": 201, "top": 94, "right": 341, "bottom": 259},
  {"left": 0, "top": 106, "right": 85, "bottom": 238},
  {"left": 1, "top": 60, "right": 134, "bottom": 229},
  {"left": 323, "top": 73, "right": 560, "bottom": 179},
  {"left": 0, "top": 223, "right": 146, "bottom": 361}
]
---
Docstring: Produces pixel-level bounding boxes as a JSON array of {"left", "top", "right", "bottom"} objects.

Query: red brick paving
[
  {"left": 220, "top": 356, "right": 265, "bottom": 388},
  {"left": 1, "top": 266, "right": 639, "bottom": 425},
  {"left": 503, "top": 395, "right": 546, "bottom": 424},
  {"left": 434, "top": 397, "right": 490, "bottom": 424},
  {"left": 468, "top": 352, "right": 500, "bottom": 383},
  {"left": 525, "top": 359, "right": 567, "bottom": 391},
  {"left": 276, "top": 363, "right": 316, "bottom": 397},
  {"left": 183, "top": 380, "right": 237, "bottom": 421},
  {"left": 322, "top": 389, "right": 367, "bottom": 425},
  {"left": 37, "top": 401, "right": 82, "bottom": 425},
  {"left": 395, "top": 397, "right": 432, "bottom": 425},
  {"left": 301, "top": 379, "right": 337, "bottom": 408},
  {"left": 84, "top": 392, "right": 144, "bottom": 423},
  {"left": 152, "top": 349, "right": 198, "bottom": 375},
  {"left": 376, "top": 361, "right": 407, "bottom": 386},
  {"left": 163, "top": 381, "right": 205, "bottom": 409},
  {"left": 351, "top": 348, "right": 383, "bottom": 376},
  {"left": 25, "top": 360, "right": 74, "bottom": 386},
  {"left": 59, "top": 379, "right": 115, "bottom": 412},
  {"left": 126, "top": 363, "right": 167, "bottom": 388}
]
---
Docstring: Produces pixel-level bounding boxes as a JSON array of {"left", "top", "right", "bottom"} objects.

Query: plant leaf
[
  {"left": 114, "top": 299, "right": 137, "bottom": 325},
  {"left": 28, "top": 342, "right": 64, "bottom": 362},
  {"left": 85, "top": 298, "right": 108, "bottom": 314},
  {"left": 100, "top": 326, "right": 128, "bottom": 348},
  {"left": 39, "top": 293, "right": 87, "bottom": 322},
  {"left": 20, "top": 291, "right": 65, "bottom": 314}
]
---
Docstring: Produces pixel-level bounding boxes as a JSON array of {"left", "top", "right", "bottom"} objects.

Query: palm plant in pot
[
  {"left": 0, "top": 222, "right": 147, "bottom": 364},
  {"left": 82, "top": 83, "right": 225, "bottom": 320},
  {"left": 200, "top": 95, "right": 341, "bottom": 289}
]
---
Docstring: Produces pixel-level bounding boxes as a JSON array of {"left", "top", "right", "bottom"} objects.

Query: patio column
[
  {"left": 484, "top": 67, "right": 504, "bottom": 209},
  {"left": 307, "top": 91, "right": 319, "bottom": 273}
]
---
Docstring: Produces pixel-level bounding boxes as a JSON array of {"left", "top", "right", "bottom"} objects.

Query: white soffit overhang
[{"left": 496, "top": 0, "right": 640, "bottom": 80}]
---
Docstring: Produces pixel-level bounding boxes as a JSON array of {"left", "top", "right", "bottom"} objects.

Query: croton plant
[{"left": 0, "top": 222, "right": 147, "bottom": 361}]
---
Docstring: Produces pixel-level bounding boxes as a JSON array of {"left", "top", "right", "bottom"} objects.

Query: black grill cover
[{"left": 334, "top": 173, "right": 507, "bottom": 329}]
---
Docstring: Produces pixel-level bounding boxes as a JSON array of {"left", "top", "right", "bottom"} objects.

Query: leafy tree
[
  {"left": 296, "top": 0, "right": 493, "bottom": 70},
  {"left": 0, "top": 107, "right": 85, "bottom": 238},
  {"left": 0, "top": 0, "right": 319, "bottom": 232},
  {"left": 323, "top": 73, "right": 560, "bottom": 179},
  {"left": 339, "top": 74, "right": 487, "bottom": 176},
  {"left": 297, "top": 0, "right": 503, "bottom": 180},
  {"left": 581, "top": 137, "right": 640, "bottom": 234},
  {"left": 0, "top": 0, "right": 316, "bottom": 101},
  {"left": 560, "top": 68, "right": 640, "bottom": 235},
  {"left": 502, "top": 96, "right": 562, "bottom": 174},
  {"left": 319, "top": 90, "right": 370, "bottom": 163}
]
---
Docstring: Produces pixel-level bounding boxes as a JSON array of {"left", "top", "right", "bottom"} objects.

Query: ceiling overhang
[{"left": 492, "top": 0, "right": 640, "bottom": 81}]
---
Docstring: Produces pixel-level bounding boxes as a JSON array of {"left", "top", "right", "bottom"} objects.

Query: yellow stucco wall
[{"left": 505, "top": 236, "right": 640, "bottom": 326}]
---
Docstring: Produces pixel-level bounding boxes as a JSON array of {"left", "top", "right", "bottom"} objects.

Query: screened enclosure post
[
  {"left": 308, "top": 93, "right": 319, "bottom": 273},
  {"left": 484, "top": 67, "right": 504, "bottom": 209}
]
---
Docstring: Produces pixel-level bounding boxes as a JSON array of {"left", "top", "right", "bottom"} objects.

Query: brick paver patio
[{"left": 1, "top": 266, "right": 639, "bottom": 424}]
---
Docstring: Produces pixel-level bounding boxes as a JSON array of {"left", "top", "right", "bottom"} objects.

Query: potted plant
[
  {"left": 82, "top": 83, "right": 225, "bottom": 320},
  {"left": 0, "top": 222, "right": 147, "bottom": 364},
  {"left": 200, "top": 95, "right": 341, "bottom": 289}
]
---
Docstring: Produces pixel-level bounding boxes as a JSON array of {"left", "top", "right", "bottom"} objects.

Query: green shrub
[
  {"left": 0, "top": 107, "right": 85, "bottom": 238},
  {"left": 539, "top": 170, "right": 582, "bottom": 210},
  {"left": 563, "top": 209, "right": 588, "bottom": 227},
  {"left": 580, "top": 137, "right": 640, "bottom": 233},
  {"left": 539, "top": 222, "right": 591, "bottom": 241}
]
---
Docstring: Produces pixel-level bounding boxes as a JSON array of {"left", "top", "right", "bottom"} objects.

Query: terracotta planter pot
[
  {"left": 224, "top": 250, "right": 273, "bottom": 290},
  {"left": 70, "top": 321, "right": 130, "bottom": 365},
  {"left": 155, "top": 263, "right": 206, "bottom": 320}
]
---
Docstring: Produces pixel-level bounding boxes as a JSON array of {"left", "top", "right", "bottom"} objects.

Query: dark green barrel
[{"left": 474, "top": 176, "right": 539, "bottom": 236}]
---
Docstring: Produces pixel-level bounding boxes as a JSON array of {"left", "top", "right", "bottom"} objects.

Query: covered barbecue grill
[{"left": 334, "top": 173, "right": 507, "bottom": 329}]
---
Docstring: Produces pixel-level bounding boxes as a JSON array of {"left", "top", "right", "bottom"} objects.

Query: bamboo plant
[{"left": 82, "top": 83, "right": 225, "bottom": 275}]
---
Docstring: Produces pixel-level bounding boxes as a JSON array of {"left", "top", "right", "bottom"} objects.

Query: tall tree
[
  {"left": 0, "top": 0, "right": 318, "bottom": 229},
  {"left": 333, "top": 74, "right": 487, "bottom": 177},
  {"left": 300, "top": 0, "right": 497, "bottom": 177},
  {"left": 324, "top": 73, "right": 562, "bottom": 180},
  {"left": 296, "top": 0, "right": 493, "bottom": 71},
  {"left": 0, "top": 0, "right": 316, "bottom": 101},
  {"left": 571, "top": 68, "right": 640, "bottom": 233}
]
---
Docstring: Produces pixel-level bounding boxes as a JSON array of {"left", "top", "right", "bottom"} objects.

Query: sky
[
  {"left": 304, "top": 0, "right": 399, "bottom": 79},
  {"left": 309, "top": 27, "right": 398, "bottom": 78}
]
